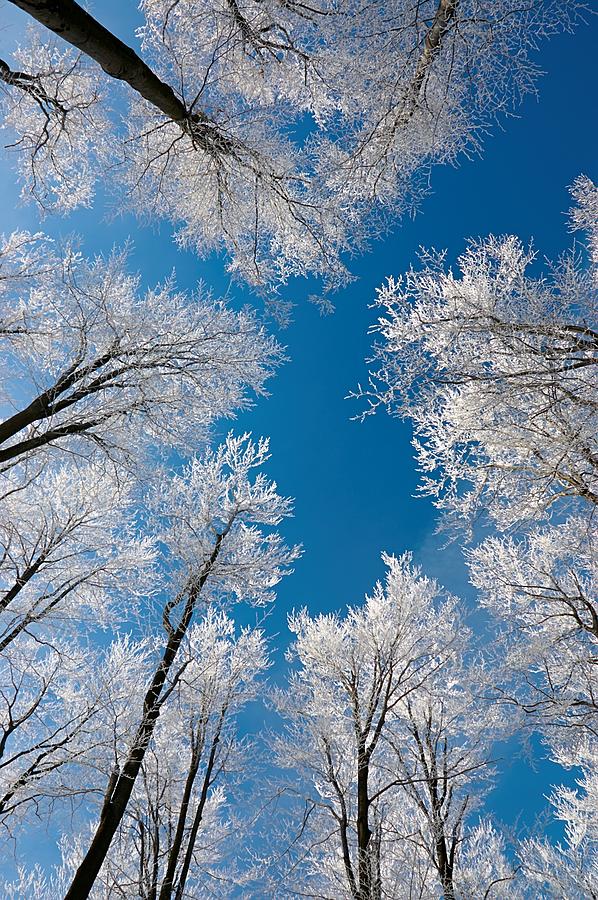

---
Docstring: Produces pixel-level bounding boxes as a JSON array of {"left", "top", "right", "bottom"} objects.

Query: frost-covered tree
[
  {"left": 362, "top": 180, "right": 597, "bottom": 718},
  {"left": 469, "top": 517, "right": 597, "bottom": 744},
  {"left": 95, "top": 613, "right": 269, "bottom": 900},
  {"left": 518, "top": 737, "right": 598, "bottom": 896},
  {"left": 1, "top": 613, "right": 269, "bottom": 899},
  {"left": 0, "top": 229, "right": 281, "bottom": 648},
  {"left": 61, "top": 433, "right": 299, "bottom": 898},
  {"left": 571, "top": 175, "right": 598, "bottom": 277},
  {"left": 362, "top": 215, "right": 597, "bottom": 533},
  {"left": 0, "top": 33, "right": 111, "bottom": 212},
  {"left": 0, "top": 638, "right": 95, "bottom": 831},
  {"left": 362, "top": 182, "right": 598, "bottom": 894},
  {"left": 0, "top": 434, "right": 297, "bottom": 895},
  {"left": 0, "top": 633, "right": 162, "bottom": 845},
  {"left": 468, "top": 512, "right": 598, "bottom": 888},
  {"left": 0, "top": 229, "right": 283, "bottom": 854},
  {"left": 273, "top": 553, "right": 512, "bottom": 899},
  {"left": 0, "top": 230, "right": 281, "bottom": 470},
  {"left": 1, "top": 0, "right": 584, "bottom": 291}
]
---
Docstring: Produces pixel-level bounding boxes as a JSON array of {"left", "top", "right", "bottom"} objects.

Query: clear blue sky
[{"left": 1, "top": 0, "right": 596, "bottom": 846}]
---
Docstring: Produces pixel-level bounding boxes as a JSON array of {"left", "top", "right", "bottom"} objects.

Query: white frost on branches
[
  {"left": 0, "top": 35, "right": 112, "bottom": 212},
  {"left": 1, "top": 1, "right": 586, "bottom": 291},
  {"left": 364, "top": 190, "right": 597, "bottom": 532},
  {"left": 469, "top": 517, "right": 597, "bottom": 744},
  {"left": 519, "top": 739, "right": 598, "bottom": 896},
  {"left": 0, "top": 461, "right": 155, "bottom": 650},
  {"left": 360, "top": 179, "right": 598, "bottom": 896},
  {"left": 571, "top": 174, "right": 598, "bottom": 277},
  {"left": 151, "top": 433, "right": 300, "bottom": 607},
  {"left": 273, "top": 553, "right": 513, "bottom": 898},
  {"left": 0, "top": 230, "right": 282, "bottom": 468}
]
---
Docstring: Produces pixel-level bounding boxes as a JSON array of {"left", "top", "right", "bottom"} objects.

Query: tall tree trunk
[
  {"left": 435, "top": 829, "right": 455, "bottom": 900},
  {"left": 356, "top": 751, "right": 372, "bottom": 900},
  {"left": 156, "top": 738, "right": 204, "bottom": 900},
  {"left": 63, "top": 531, "right": 226, "bottom": 900}
]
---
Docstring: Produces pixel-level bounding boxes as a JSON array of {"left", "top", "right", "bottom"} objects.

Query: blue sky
[{"left": 1, "top": 0, "right": 596, "bottom": 847}]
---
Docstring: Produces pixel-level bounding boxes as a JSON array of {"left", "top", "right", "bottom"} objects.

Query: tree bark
[
  {"left": 435, "top": 830, "right": 455, "bottom": 900},
  {"left": 397, "top": 0, "right": 458, "bottom": 125},
  {"left": 157, "top": 737, "right": 204, "bottom": 900},
  {"left": 0, "top": 418, "right": 103, "bottom": 464},
  {"left": 356, "top": 750, "right": 373, "bottom": 900},
  {"left": 0, "top": 348, "right": 116, "bottom": 460},
  {"left": 323, "top": 740, "right": 358, "bottom": 899}
]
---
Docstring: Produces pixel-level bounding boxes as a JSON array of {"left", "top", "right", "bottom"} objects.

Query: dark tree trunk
[
  {"left": 0, "top": 419, "right": 102, "bottom": 464},
  {"left": 0, "top": 349, "right": 115, "bottom": 461},
  {"left": 356, "top": 752, "right": 373, "bottom": 900},
  {"left": 7, "top": 0, "right": 196, "bottom": 123},
  {"left": 0, "top": 389, "right": 62, "bottom": 447},
  {"left": 435, "top": 830, "right": 455, "bottom": 900},
  {"left": 63, "top": 531, "right": 226, "bottom": 900},
  {"left": 156, "top": 739, "right": 204, "bottom": 900}
]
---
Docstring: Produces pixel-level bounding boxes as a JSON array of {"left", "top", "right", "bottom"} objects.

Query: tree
[
  {"left": 0, "top": 226, "right": 281, "bottom": 654},
  {"left": 361, "top": 179, "right": 597, "bottom": 727},
  {"left": 571, "top": 175, "right": 598, "bottom": 277},
  {"left": 0, "top": 230, "right": 281, "bottom": 471},
  {"left": 361, "top": 180, "right": 598, "bottom": 894},
  {"left": 2, "top": 612, "right": 270, "bottom": 899},
  {"left": 0, "top": 230, "right": 292, "bottom": 894},
  {"left": 95, "top": 612, "right": 269, "bottom": 900},
  {"left": 62, "top": 433, "right": 299, "bottom": 898},
  {"left": 362, "top": 188, "right": 597, "bottom": 533},
  {"left": 0, "top": 227, "right": 294, "bottom": 890},
  {"left": 0, "top": 231, "right": 284, "bottom": 871},
  {"left": 1, "top": 0, "right": 583, "bottom": 291},
  {"left": 469, "top": 517, "right": 597, "bottom": 744},
  {"left": 273, "top": 553, "right": 511, "bottom": 899},
  {"left": 0, "top": 633, "right": 156, "bottom": 840},
  {"left": 0, "top": 637, "right": 95, "bottom": 832}
]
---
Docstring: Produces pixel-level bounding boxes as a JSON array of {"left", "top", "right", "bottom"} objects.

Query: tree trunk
[
  {"left": 63, "top": 531, "right": 226, "bottom": 900},
  {"left": 7, "top": 0, "right": 195, "bottom": 123},
  {"left": 0, "top": 418, "right": 102, "bottom": 464},
  {"left": 171, "top": 717, "right": 224, "bottom": 900},
  {"left": 435, "top": 830, "right": 455, "bottom": 900},
  {"left": 356, "top": 752, "right": 372, "bottom": 900},
  {"left": 156, "top": 739, "right": 203, "bottom": 900}
]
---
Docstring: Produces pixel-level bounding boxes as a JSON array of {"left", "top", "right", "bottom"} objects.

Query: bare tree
[
  {"left": 470, "top": 518, "right": 598, "bottom": 744},
  {"left": 360, "top": 180, "right": 598, "bottom": 896},
  {"left": 361, "top": 195, "right": 597, "bottom": 533},
  {"left": 0, "top": 461, "right": 156, "bottom": 654},
  {"left": 0, "top": 635, "right": 152, "bottom": 839}
]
